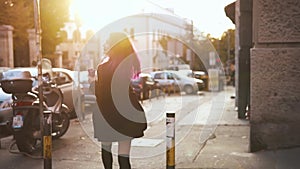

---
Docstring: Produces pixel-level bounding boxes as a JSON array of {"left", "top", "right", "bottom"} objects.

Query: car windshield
[
  {"left": 173, "top": 73, "right": 181, "bottom": 79},
  {"left": 3, "top": 69, "right": 43, "bottom": 87}
]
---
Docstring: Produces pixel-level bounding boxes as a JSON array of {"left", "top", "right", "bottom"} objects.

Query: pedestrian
[
  {"left": 230, "top": 60, "right": 235, "bottom": 86},
  {"left": 93, "top": 32, "right": 147, "bottom": 169},
  {"left": 88, "top": 68, "right": 96, "bottom": 95}
]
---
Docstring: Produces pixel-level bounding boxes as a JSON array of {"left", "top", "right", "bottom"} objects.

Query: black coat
[{"left": 93, "top": 58, "right": 147, "bottom": 142}]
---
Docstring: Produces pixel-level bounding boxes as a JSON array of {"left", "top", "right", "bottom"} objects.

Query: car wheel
[{"left": 184, "top": 85, "right": 194, "bottom": 95}]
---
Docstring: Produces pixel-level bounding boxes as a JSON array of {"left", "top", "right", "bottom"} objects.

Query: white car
[
  {"left": 1, "top": 67, "right": 83, "bottom": 118},
  {"left": 150, "top": 70, "right": 200, "bottom": 95}
]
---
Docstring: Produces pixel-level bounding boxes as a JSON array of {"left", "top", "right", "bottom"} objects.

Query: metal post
[
  {"left": 33, "top": 0, "right": 52, "bottom": 168},
  {"left": 166, "top": 111, "right": 175, "bottom": 169},
  {"left": 43, "top": 110, "right": 52, "bottom": 169},
  {"left": 74, "top": 14, "right": 84, "bottom": 121},
  {"left": 77, "top": 70, "right": 84, "bottom": 121},
  {"left": 33, "top": 0, "right": 45, "bottom": 158}
]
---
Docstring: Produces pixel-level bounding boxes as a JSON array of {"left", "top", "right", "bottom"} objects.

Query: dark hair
[
  {"left": 106, "top": 33, "right": 133, "bottom": 60},
  {"left": 104, "top": 32, "right": 141, "bottom": 79}
]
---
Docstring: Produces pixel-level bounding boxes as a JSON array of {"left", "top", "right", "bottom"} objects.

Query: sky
[
  {"left": 149, "top": 0, "right": 236, "bottom": 38},
  {"left": 70, "top": 0, "right": 236, "bottom": 38}
]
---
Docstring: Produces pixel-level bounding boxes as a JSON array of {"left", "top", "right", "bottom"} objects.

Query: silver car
[
  {"left": 0, "top": 87, "right": 13, "bottom": 138},
  {"left": 150, "top": 70, "right": 200, "bottom": 95}
]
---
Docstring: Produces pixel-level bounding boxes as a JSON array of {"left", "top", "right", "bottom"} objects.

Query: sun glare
[
  {"left": 69, "top": 0, "right": 235, "bottom": 38},
  {"left": 69, "top": 0, "right": 145, "bottom": 31}
]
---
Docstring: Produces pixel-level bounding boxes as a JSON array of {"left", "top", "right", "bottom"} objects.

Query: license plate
[{"left": 12, "top": 115, "right": 24, "bottom": 129}]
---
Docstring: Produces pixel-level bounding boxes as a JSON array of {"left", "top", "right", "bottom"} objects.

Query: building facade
[
  {"left": 250, "top": 0, "right": 300, "bottom": 152},
  {"left": 75, "top": 13, "right": 194, "bottom": 72},
  {"left": 228, "top": 0, "right": 300, "bottom": 152},
  {"left": 0, "top": 25, "right": 14, "bottom": 67}
]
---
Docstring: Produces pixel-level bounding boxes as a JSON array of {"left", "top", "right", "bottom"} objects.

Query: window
[
  {"left": 53, "top": 71, "right": 72, "bottom": 85},
  {"left": 172, "top": 73, "right": 180, "bottom": 80},
  {"left": 167, "top": 73, "right": 174, "bottom": 80},
  {"left": 154, "top": 73, "right": 164, "bottom": 79}
]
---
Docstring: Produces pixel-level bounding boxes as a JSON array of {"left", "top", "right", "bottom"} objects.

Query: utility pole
[{"left": 33, "top": 0, "right": 52, "bottom": 168}]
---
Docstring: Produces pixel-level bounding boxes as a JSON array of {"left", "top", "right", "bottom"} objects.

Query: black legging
[
  {"left": 101, "top": 143, "right": 131, "bottom": 169},
  {"left": 101, "top": 143, "right": 113, "bottom": 169}
]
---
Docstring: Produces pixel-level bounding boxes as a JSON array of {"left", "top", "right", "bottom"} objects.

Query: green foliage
[
  {"left": 209, "top": 29, "right": 235, "bottom": 64},
  {"left": 40, "top": 0, "right": 70, "bottom": 55},
  {"left": 0, "top": 0, "right": 70, "bottom": 66}
]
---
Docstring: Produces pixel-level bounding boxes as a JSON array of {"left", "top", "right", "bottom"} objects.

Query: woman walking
[{"left": 93, "top": 32, "right": 147, "bottom": 169}]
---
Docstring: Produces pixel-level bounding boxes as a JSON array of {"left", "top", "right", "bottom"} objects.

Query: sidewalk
[
  {"left": 68, "top": 86, "right": 300, "bottom": 169},
  {"left": 131, "top": 86, "right": 300, "bottom": 169},
  {"left": 130, "top": 86, "right": 252, "bottom": 169},
  {"left": 1, "top": 86, "right": 299, "bottom": 169},
  {"left": 61, "top": 86, "right": 252, "bottom": 169}
]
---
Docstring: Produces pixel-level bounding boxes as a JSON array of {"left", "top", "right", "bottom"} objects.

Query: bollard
[
  {"left": 140, "top": 91, "right": 143, "bottom": 104},
  {"left": 81, "top": 94, "right": 85, "bottom": 120},
  {"left": 149, "top": 90, "right": 152, "bottom": 101},
  {"left": 156, "top": 88, "right": 159, "bottom": 99},
  {"left": 166, "top": 111, "right": 175, "bottom": 169},
  {"left": 43, "top": 110, "right": 52, "bottom": 169}
]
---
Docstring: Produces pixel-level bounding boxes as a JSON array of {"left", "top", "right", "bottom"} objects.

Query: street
[{"left": 0, "top": 87, "right": 251, "bottom": 169}]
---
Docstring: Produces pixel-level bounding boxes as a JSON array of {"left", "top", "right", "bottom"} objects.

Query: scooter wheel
[
  {"left": 14, "top": 130, "right": 37, "bottom": 154},
  {"left": 52, "top": 111, "right": 70, "bottom": 139}
]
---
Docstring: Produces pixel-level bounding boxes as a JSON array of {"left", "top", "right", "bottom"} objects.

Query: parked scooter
[{"left": 0, "top": 71, "right": 70, "bottom": 154}]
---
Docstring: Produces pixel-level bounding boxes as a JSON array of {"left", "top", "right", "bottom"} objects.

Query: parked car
[
  {"left": 0, "top": 67, "right": 10, "bottom": 78},
  {"left": 52, "top": 68, "right": 87, "bottom": 118},
  {"left": 1, "top": 67, "right": 82, "bottom": 118},
  {"left": 131, "top": 73, "right": 160, "bottom": 100},
  {"left": 61, "top": 69, "right": 97, "bottom": 110},
  {"left": 0, "top": 87, "right": 13, "bottom": 138},
  {"left": 166, "top": 64, "right": 193, "bottom": 77},
  {"left": 167, "top": 69, "right": 206, "bottom": 91},
  {"left": 187, "top": 71, "right": 207, "bottom": 91},
  {"left": 150, "top": 70, "right": 200, "bottom": 95},
  {"left": 0, "top": 67, "right": 12, "bottom": 138}
]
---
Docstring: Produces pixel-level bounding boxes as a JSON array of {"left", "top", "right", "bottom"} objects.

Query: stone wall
[
  {"left": 0, "top": 25, "right": 14, "bottom": 67},
  {"left": 250, "top": 0, "right": 300, "bottom": 152}
]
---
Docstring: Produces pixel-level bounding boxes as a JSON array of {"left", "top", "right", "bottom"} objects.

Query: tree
[
  {"left": 0, "top": 0, "right": 70, "bottom": 66},
  {"left": 40, "top": 0, "right": 70, "bottom": 55},
  {"left": 209, "top": 29, "right": 235, "bottom": 65}
]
